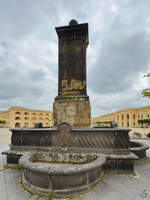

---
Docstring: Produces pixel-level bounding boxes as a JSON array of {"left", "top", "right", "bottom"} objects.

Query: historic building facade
[
  {"left": 0, "top": 106, "right": 54, "bottom": 128},
  {"left": 91, "top": 105, "right": 150, "bottom": 128}
]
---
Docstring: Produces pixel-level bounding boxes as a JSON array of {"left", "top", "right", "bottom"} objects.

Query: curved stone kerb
[
  {"left": 130, "top": 141, "right": 149, "bottom": 152},
  {"left": 19, "top": 152, "right": 106, "bottom": 175}
]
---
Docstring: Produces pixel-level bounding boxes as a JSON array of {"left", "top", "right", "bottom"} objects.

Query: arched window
[
  {"left": 24, "top": 117, "right": 29, "bottom": 120},
  {"left": 126, "top": 114, "right": 129, "bottom": 120},
  {"left": 45, "top": 118, "right": 49, "bottom": 121},
  {"left": 31, "top": 113, "right": 37, "bottom": 116},
  {"left": 31, "top": 117, "right": 37, "bottom": 120},
  {"left": 133, "top": 114, "right": 135, "bottom": 120},
  {"left": 24, "top": 112, "right": 29, "bottom": 115},
  {"left": 46, "top": 113, "right": 49, "bottom": 116},
  {"left": 39, "top": 113, "right": 43, "bottom": 116},
  {"left": 15, "top": 116, "right": 21, "bottom": 120},
  {"left": 39, "top": 117, "right": 43, "bottom": 121},
  {"left": 32, "top": 123, "right": 35, "bottom": 127},
  {"left": 15, "top": 112, "right": 21, "bottom": 115},
  {"left": 24, "top": 123, "right": 29, "bottom": 128},
  {"left": 15, "top": 123, "right": 20, "bottom": 127}
]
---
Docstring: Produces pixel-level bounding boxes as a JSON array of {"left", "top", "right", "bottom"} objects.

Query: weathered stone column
[{"left": 53, "top": 19, "right": 91, "bottom": 127}]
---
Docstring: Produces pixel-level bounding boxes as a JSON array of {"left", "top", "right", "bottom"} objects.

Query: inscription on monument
[{"left": 61, "top": 41, "right": 83, "bottom": 77}]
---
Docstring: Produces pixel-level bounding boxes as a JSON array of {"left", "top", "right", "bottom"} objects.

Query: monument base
[{"left": 53, "top": 95, "right": 91, "bottom": 127}]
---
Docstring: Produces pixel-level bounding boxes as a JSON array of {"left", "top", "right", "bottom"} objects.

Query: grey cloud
[
  {"left": 0, "top": 0, "right": 150, "bottom": 116},
  {"left": 0, "top": 0, "right": 41, "bottom": 39},
  {"left": 0, "top": 56, "right": 47, "bottom": 100},
  {"left": 89, "top": 30, "right": 150, "bottom": 94}
]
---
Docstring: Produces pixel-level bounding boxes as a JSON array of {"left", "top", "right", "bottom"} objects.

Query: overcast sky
[{"left": 0, "top": 0, "right": 150, "bottom": 117}]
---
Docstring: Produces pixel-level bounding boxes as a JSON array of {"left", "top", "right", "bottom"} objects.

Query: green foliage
[
  {"left": 138, "top": 119, "right": 150, "bottom": 124},
  {"left": 0, "top": 120, "right": 6, "bottom": 124},
  {"left": 141, "top": 89, "right": 150, "bottom": 98},
  {"left": 96, "top": 121, "right": 113, "bottom": 125}
]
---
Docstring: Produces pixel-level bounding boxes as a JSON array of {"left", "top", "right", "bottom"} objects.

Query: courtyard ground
[
  {"left": 0, "top": 128, "right": 150, "bottom": 200},
  {"left": 129, "top": 127, "right": 150, "bottom": 139}
]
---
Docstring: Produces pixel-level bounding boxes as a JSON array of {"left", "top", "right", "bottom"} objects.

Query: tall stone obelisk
[{"left": 53, "top": 19, "right": 91, "bottom": 127}]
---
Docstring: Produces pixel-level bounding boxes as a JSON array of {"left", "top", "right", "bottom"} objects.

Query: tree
[{"left": 141, "top": 73, "right": 150, "bottom": 98}]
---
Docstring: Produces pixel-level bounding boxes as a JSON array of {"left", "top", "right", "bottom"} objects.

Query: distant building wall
[
  {"left": 91, "top": 105, "right": 150, "bottom": 128},
  {"left": 0, "top": 106, "right": 54, "bottom": 128}
]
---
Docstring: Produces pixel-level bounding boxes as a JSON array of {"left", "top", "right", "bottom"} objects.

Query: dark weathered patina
[
  {"left": 56, "top": 19, "right": 88, "bottom": 96},
  {"left": 19, "top": 152, "right": 106, "bottom": 197},
  {"left": 53, "top": 20, "right": 91, "bottom": 127}
]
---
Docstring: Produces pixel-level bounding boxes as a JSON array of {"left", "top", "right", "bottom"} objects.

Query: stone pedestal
[
  {"left": 53, "top": 20, "right": 91, "bottom": 127},
  {"left": 53, "top": 95, "right": 91, "bottom": 127}
]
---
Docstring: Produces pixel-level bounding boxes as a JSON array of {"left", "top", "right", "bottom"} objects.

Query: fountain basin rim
[
  {"left": 130, "top": 141, "right": 149, "bottom": 152},
  {"left": 19, "top": 152, "right": 106, "bottom": 175},
  {"left": 10, "top": 127, "right": 131, "bottom": 132},
  {"left": 4, "top": 148, "right": 137, "bottom": 159}
]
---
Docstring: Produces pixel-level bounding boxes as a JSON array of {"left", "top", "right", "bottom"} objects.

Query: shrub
[
  {"left": 96, "top": 121, "right": 114, "bottom": 125},
  {"left": 0, "top": 120, "right": 6, "bottom": 124},
  {"left": 138, "top": 119, "right": 150, "bottom": 125}
]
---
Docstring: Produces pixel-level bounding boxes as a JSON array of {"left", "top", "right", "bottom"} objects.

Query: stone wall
[{"left": 53, "top": 96, "right": 91, "bottom": 127}]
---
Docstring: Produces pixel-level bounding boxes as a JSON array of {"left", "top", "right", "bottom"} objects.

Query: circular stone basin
[
  {"left": 19, "top": 152, "right": 106, "bottom": 197},
  {"left": 130, "top": 141, "right": 149, "bottom": 160}
]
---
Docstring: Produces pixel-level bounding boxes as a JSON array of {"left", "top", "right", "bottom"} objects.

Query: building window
[
  {"left": 32, "top": 123, "right": 35, "bottom": 127},
  {"left": 24, "top": 112, "right": 29, "bottom": 115},
  {"left": 126, "top": 114, "right": 129, "bottom": 120},
  {"left": 15, "top": 116, "right": 21, "bottom": 120},
  {"left": 15, "top": 112, "right": 21, "bottom": 115},
  {"left": 24, "top": 123, "right": 29, "bottom": 128},
  {"left": 31, "top": 113, "right": 37, "bottom": 116},
  {"left": 24, "top": 117, "right": 29, "bottom": 120},
  {"left": 31, "top": 117, "right": 37, "bottom": 120},
  {"left": 15, "top": 123, "right": 20, "bottom": 127}
]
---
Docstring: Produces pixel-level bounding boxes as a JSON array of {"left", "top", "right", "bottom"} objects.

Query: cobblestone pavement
[{"left": 1, "top": 128, "right": 150, "bottom": 200}]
